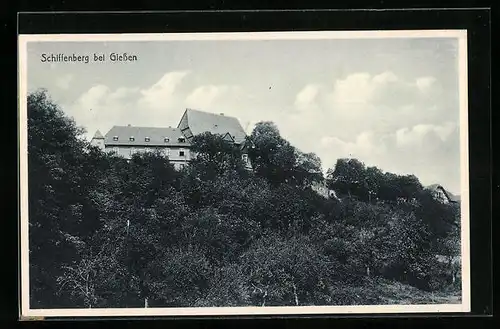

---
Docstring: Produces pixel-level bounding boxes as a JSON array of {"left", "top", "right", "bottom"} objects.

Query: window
[
  {"left": 145, "top": 137, "right": 150, "bottom": 142},
  {"left": 179, "top": 150, "right": 185, "bottom": 157},
  {"left": 178, "top": 137, "right": 185, "bottom": 143},
  {"left": 164, "top": 137, "right": 170, "bottom": 142},
  {"left": 113, "top": 136, "right": 119, "bottom": 141},
  {"left": 242, "top": 154, "right": 248, "bottom": 162},
  {"left": 130, "top": 147, "right": 135, "bottom": 156},
  {"left": 113, "top": 147, "right": 119, "bottom": 154},
  {"left": 129, "top": 136, "right": 135, "bottom": 142},
  {"left": 163, "top": 148, "right": 170, "bottom": 157}
]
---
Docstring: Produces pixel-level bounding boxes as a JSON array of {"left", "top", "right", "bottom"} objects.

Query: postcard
[{"left": 18, "top": 30, "right": 470, "bottom": 318}]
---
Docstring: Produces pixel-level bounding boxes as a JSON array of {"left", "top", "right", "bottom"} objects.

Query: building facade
[{"left": 91, "top": 108, "right": 251, "bottom": 170}]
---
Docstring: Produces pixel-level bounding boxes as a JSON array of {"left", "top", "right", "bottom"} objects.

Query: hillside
[{"left": 27, "top": 89, "right": 462, "bottom": 309}]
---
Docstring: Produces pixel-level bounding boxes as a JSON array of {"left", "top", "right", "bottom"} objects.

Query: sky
[{"left": 26, "top": 36, "right": 463, "bottom": 194}]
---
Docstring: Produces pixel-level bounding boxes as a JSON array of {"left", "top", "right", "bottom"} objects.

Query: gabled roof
[
  {"left": 222, "top": 132, "right": 235, "bottom": 142},
  {"left": 426, "top": 184, "right": 460, "bottom": 203},
  {"left": 104, "top": 125, "right": 189, "bottom": 146},
  {"left": 92, "top": 130, "right": 104, "bottom": 139},
  {"left": 179, "top": 108, "right": 247, "bottom": 144}
]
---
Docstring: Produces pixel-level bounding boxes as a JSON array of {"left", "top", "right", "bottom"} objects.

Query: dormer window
[
  {"left": 178, "top": 137, "right": 185, "bottom": 143},
  {"left": 164, "top": 137, "right": 170, "bottom": 142},
  {"left": 145, "top": 137, "right": 150, "bottom": 142},
  {"left": 113, "top": 136, "right": 119, "bottom": 141},
  {"left": 129, "top": 136, "right": 135, "bottom": 142}
]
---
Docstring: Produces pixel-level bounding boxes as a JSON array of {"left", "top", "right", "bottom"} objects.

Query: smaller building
[{"left": 425, "top": 184, "right": 460, "bottom": 204}]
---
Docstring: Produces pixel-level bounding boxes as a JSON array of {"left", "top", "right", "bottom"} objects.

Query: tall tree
[
  {"left": 326, "top": 158, "right": 366, "bottom": 199},
  {"left": 27, "top": 89, "right": 91, "bottom": 307},
  {"left": 248, "top": 122, "right": 297, "bottom": 185}
]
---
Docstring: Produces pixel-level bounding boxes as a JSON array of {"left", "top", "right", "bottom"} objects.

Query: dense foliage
[{"left": 27, "top": 90, "right": 461, "bottom": 309}]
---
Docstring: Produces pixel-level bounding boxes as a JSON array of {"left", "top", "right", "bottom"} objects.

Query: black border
[{"left": 14, "top": 8, "right": 492, "bottom": 326}]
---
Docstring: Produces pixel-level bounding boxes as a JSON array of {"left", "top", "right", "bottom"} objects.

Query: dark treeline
[{"left": 28, "top": 89, "right": 461, "bottom": 309}]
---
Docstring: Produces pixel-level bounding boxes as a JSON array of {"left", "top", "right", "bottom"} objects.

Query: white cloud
[
  {"left": 63, "top": 68, "right": 460, "bottom": 194},
  {"left": 294, "top": 84, "right": 322, "bottom": 111},
  {"left": 317, "top": 121, "right": 460, "bottom": 192},
  {"left": 55, "top": 74, "right": 73, "bottom": 90},
  {"left": 395, "top": 122, "right": 457, "bottom": 147},
  {"left": 67, "top": 72, "right": 192, "bottom": 139},
  {"left": 138, "top": 71, "right": 190, "bottom": 110},
  {"left": 185, "top": 85, "right": 242, "bottom": 109},
  {"left": 330, "top": 72, "right": 375, "bottom": 106},
  {"left": 416, "top": 76, "right": 437, "bottom": 93},
  {"left": 67, "top": 71, "right": 247, "bottom": 141}
]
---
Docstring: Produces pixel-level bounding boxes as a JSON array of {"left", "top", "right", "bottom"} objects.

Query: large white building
[{"left": 90, "top": 108, "right": 251, "bottom": 170}]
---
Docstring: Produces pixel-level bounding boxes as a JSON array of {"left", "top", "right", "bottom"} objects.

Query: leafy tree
[
  {"left": 28, "top": 89, "right": 93, "bottom": 307},
  {"left": 143, "top": 246, "right": 212, "bottom": 307},
  {"left": 326, "top": 158, "right": 366, "bottom": 199},
  {"left": 189, "top": 132, "right": 247, "bottom": 180},
  {"left": 293, "top": 150, "right": 324, "bottom": 188},
  {"left": 364, "top": 166, "right": 384, "bottom": 202},
  {"left": 241, "top": 234, "right": 331, "bottom": 306},
  {"left": 248, "top": 122, "right": 298, "bottom": 185}
]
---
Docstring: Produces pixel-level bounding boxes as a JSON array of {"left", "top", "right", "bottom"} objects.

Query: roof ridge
[
  {"left": 110, "top": 125, "right": 179, "bottom": 129},
  {"left": 186, "top": 108, "right": 239, "bottom": 120}
]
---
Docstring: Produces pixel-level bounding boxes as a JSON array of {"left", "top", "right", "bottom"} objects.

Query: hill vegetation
[{"left": 27, "top": 89, "right": 461, "bottom": 309}]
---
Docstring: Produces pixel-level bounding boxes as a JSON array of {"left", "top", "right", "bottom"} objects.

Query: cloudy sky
[{"left": 26, "top": 36, "right": 463, "bottom": 194}]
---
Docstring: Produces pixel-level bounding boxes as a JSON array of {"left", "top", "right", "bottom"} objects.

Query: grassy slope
[
  {"left": 330, "top": 278, "right": 462, "bottom": 306},
  {"left": 373, "top": 279, "right": 462, "bottom": 305}
]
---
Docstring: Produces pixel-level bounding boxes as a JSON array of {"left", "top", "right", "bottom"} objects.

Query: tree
[
  {"left": 143, "top": 246, "right": 212, "bottom": 307},
  {"left": 364, "top": 166, "right": 384, "bottom": 202},
  {"left": 27, "top": 89, "right": 92, "bottom": 307},
  {"left": 189, "top": 132, "right": 247, "bottom": 180},
  {"left": 55, "top": 230, "right": 134, "bottom": 308},
  {"left": 378, "top": 209, "right": 434, "bottom": 290},
  {"left": 293, "top": 151, "right": 324, "bottom": 188},
  {"left": 326, "top": 158, "right": 366, "bottom": 199},
  {"left": 248, "top": 122, "right": 297, "bottom": 185},
  {"left": 396, "top": 174, "right": 423, "bottom": 201},
  {"left": 241, "top": 234, "right": 331, "bottom": 306}
]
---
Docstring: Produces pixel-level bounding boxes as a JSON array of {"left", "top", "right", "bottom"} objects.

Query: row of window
[
  {"left": 108, "top": 147, "right": 249, "bottom": 164},
  {"left": 112, "top": 136, "right": 186, "bottom": 143},
  {"left": 110, "top": 147, "right": 187, "bottom": 157}
]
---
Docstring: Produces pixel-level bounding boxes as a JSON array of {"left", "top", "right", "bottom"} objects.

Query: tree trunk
[
  {"left": 262, "top": 289, "right": 268, "bottom": 307},
  {"left": 292, "top": 282, "right": 299, "bottom": 306}
]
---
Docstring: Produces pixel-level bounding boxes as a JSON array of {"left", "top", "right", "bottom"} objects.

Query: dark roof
[
  {"left": 104, "top": 125, "right": 189, "bottom": 146},
  {"left": 93, "top": 130, "right": 104, "bottom": 139},
  {"left": 426, "top": 184, "right": 460, "bottom": 202},
  {"left": 180, "top": 108, "right": 247, "bottom": 144}
]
